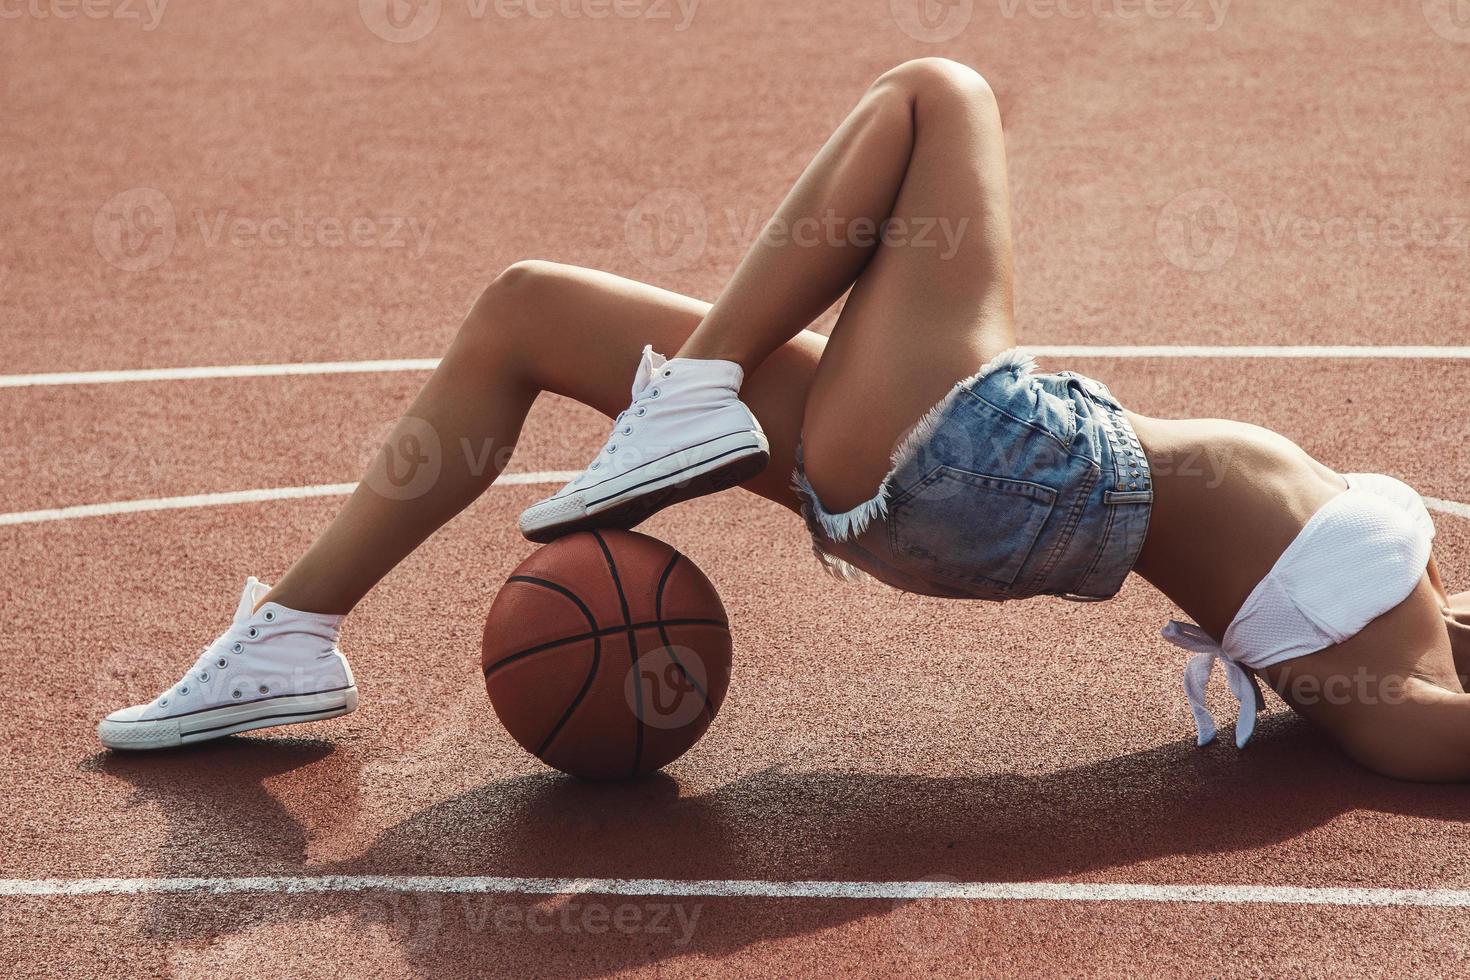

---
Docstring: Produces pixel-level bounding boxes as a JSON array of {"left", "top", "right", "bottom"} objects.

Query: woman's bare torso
[
  {"left": 1129, "top": 414, "right": 1462, "bottom": 776},
  {"left": 1129, "top": 414, "right": 1346, "bottom": 638}
]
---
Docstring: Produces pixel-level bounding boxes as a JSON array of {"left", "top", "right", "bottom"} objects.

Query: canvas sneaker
[
  {"left": 518, "top": 345, "right": 769, "bottom": 543},
  {"left": 96, "top": 577, "right": 358, "bottom": 750}
]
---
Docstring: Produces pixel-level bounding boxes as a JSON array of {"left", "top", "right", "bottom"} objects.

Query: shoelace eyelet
[
  {"left": 158, "top": 697, "right": 168, "bottom": 707},
  {"left": 263, "top": 610, "right": 275, "bottom": 622},
  {"left": 232, "top": 641, "right": 244, "bottom": 654},
  {"left": 622, "top": 425, "right": 633, "bottom": 435},
  {"left": 217, "top": 658, "right": 228, "bottom": 669},
  {"left": 649, "top": 387, "right": 661, "bottom": 398},
  {"left": 199, "top": 671, "right": 210, "bottom": 682},
  {"left": 590, "top": 460, "right": 602, "bottom": 470},
  {"left": 663, "top": 369, "right": 673, "bottom": 378},
  {"left": 179, "top": 686, "right": 190, "bottom": 695},
  {"left": 636, "top": 407, "right": 647, "bottom": 417},
  {"left": 607, "top": 445, "right": 618, "bottom": 454},
  {"left": 259, "top": 685, "right": 270, "bottom": 695},
  {"left": 247, "top": 627, "right": 259, "bottom": 639},
  {"left": 231, "top": 690, "right": 242, "bottom": 700}
]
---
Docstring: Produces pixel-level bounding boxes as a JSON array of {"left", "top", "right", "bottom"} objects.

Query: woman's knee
[
  {"left": 872, "top": 57, "right": 995, "bottom": 114},
  {"left": 459, "top": 259, "right": 571, "bottom": 354},
  {"left": 473, "top": 259, "right": 569, "bottom": 319}
]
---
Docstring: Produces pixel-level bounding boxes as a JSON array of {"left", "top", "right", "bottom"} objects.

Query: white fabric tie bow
[{"left": 1162, "top": 620, "right": 1265, "bottom": 749}]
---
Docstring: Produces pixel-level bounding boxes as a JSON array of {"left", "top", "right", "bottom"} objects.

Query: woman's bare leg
[
  {"left": 268, "top": 56, "right": 1011, "bottom": 612},
  {"left": 266, "top": 262, "right": 822, "bottom": 615},
  {"left": 676, "top": 58, "right": 1017, "bottom": 510}
]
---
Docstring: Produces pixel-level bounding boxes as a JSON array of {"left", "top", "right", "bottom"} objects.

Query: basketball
[{"left": 481, "top": 530, "right": 732, "bottom": 779}]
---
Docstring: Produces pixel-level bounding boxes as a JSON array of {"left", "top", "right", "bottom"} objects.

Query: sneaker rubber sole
[
  {"left": 97, "top": 686, "right": 358, "bottom": 750},
  {"left": 519, "top": 430, "right": 769, "bottom": 544}
]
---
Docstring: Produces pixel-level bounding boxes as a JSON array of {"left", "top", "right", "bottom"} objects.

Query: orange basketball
[{"left": 481, "top": 530, "right": 732, "bottom": 779}]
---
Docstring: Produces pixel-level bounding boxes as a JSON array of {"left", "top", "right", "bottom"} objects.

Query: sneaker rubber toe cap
[{"left": 103, "top": 704, "right": 149, "bottom": 724}]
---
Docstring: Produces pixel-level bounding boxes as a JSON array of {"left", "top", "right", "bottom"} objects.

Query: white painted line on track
[
  {"left": 1426, "top": 497, "right": 1470, "bottom": 520},
  {"left": 1029, "top": 345, "right": 1470, "bottom": 360},
  {"left": 0, "top": 478, "right": 1466, "bottom": 529},
  {"left": 3, "top": 875, "right": 1470, "bottom": 908},
  {"left": 0, "top": 359, "right": 440, "bottom": 388},
  {"left": 0, "top": 472, "right": 580, "bottom": 528},
  {"left": 2, "top": 346, "right": 1467, "bottom": 388}
]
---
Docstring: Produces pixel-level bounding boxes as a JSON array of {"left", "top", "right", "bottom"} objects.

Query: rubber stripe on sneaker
[
  {"left": 561, "top": 431, "right": 760, "bottom": 502},
  {"left": 586, "top": 442, "right": 764, "bottom": 508},
  {"left": 185, "top": 705, "right": 352, "bottom": 738}
]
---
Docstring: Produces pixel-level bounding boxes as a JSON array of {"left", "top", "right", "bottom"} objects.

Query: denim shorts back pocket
[
  {"left": 1063, "top": 487, "right": 1153, "bottom": 599},
  {"left": 887, "top": 465, "right": 1058, "bottom": 589}
]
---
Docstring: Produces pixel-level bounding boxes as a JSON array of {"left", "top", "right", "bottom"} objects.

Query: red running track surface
[{"left": 2, "top": 1, "right": 1469, "bottom": 976}]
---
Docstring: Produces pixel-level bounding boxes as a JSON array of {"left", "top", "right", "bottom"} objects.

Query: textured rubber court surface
[{"left": 3, "top": 1, "right": 1469, "bottom": 976}]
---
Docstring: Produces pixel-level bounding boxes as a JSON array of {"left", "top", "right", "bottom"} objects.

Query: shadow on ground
[{"left": 89, "top": 717, "right": 1470, "bottom": 977}]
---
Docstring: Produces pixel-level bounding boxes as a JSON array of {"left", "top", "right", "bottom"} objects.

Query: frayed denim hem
[{"left": 790, "top": 346, "right": 1037, "bottom": 585}]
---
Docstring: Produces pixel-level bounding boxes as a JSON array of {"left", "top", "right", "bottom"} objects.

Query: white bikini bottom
[{"left": 1162, "top": 472, "right": 1436, "bottom": 748}]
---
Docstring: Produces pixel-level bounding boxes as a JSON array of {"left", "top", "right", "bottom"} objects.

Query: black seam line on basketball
[
  {"left": 105, "top": 686, "right": 353, "bottom": 723},
  {"left": 654, "top": 553, "right": 712, "bottom": 713},
  {"left": 535, "top": 633, "right": 599, "bottom": 759},
  {"left": 591, "top": 530, "right": 643, "bottom": 777},
  {"left": 586, "top": 442, "right": 762, "bottom": 508},
  {"left": 482, "top": 618, "right": 726, "bottom": 676},
  {"left": 481, "top": 618, "right": 727, "bottom": 677},
  {"left": 497, "top": 575, "right": 603, "bottom": 757},
  {"left": 561, "top": 430, "right": 755, "bottom": 502},
  {"left": 503, "top": 576, "right": 600, "bottom": 630},
  {"left": 183, "top": 706, "right": 350, "bottom": 738}
]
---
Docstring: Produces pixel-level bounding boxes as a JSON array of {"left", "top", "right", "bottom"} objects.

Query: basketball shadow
[{"left": 95, "top": 713, "right": 1470, "bottom": 976}]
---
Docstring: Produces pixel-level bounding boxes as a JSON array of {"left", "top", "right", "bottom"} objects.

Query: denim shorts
[{"left": 791, "top": 348, "right": 1153, "bottom": 602}]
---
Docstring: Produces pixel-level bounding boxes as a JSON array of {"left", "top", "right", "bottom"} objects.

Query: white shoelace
[{"left": 573, "top": 358, "right": 672, "bottom": 486}]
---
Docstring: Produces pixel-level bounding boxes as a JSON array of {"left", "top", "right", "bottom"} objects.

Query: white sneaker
[
  {"left": 96, "top": 577, "right": 358, "bottom": 750},
  {"left": 518, "top": 345, "right": 769, "bottom": 543}
]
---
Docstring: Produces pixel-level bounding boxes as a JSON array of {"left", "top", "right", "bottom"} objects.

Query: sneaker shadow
[{"left": 93, "top": 715, "right": 1470, "bottom": 977}]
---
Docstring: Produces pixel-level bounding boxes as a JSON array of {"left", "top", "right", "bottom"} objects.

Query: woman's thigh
[
  {"left": 501, "top": 261, "right": 824, "bottom": 511},
  {"left": 799, "top": 60, "right": 1018, "bottom": 512}
]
